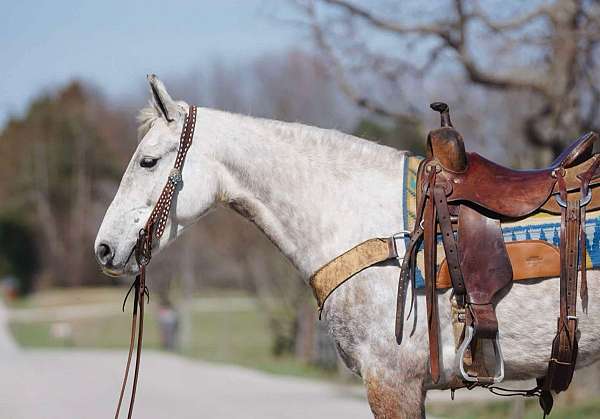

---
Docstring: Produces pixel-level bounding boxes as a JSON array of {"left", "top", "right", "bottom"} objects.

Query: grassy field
[{"left": 8, "top": 287, "right": 333, "bottom": 380}]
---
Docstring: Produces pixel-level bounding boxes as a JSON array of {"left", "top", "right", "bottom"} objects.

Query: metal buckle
[
  {"left": 135, "top": 228, "right": 152, "bottom": 267},
  {"left": 554, "top": 189, "right": 592, "bottom": 208},
  {"left": 551, "top": 167, "right": 566, "bottom": 178},
  {"left": 457, "top": 325, "right": 505, "bottom": 384},
  {"left": 392, "top": 231, "right": 411, "bottom": 262},
  {"left": 566, "top": 315, "right": 579, "bottom": 327}
]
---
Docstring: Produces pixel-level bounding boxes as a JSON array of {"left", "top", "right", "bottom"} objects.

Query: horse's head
[{"left": 94, "top": 75, "right": 219, "bottom": 276}]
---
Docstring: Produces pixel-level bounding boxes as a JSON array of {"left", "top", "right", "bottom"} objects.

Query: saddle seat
[
  {"left": 428, "top": 102, "right": 596, "bottom": 174},
  {"left": 428, "top": 124, "right": 599, "bottom": 218}
]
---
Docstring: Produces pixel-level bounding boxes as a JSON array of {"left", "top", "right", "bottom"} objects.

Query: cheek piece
[{"left": 115, "top": 105, "right": 197, "bottom": 419}]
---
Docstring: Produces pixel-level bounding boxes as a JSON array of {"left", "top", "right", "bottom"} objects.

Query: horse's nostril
[{"left": 96, "top": 243, "right": 114, "bottom": 265}]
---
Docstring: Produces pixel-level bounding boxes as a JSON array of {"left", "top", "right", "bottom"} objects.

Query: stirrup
[{"left": 457, "top": 325, "right": 505, "bottom": 384}]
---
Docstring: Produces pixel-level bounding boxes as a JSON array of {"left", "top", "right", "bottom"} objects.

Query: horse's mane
[
  {"left": 256, "top": 117, "right": 409, "bottom": 171},
  {"left": 137, "top": 104, "right": 409, "bottom": 171},
  {"left": 137, "top": 101, "right": 188, "bottom": 140}
]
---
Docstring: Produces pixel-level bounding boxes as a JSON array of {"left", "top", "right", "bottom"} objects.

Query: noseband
[{"left": 115, "top": 105, "right": 197, "bottom": 419}]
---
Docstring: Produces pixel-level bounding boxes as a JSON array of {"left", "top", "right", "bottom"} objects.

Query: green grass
[
  {"left": 6, "top": 287, "right": 125, "bottom": 309},
  {"left": 182, "top": 309, "right": 334, "bottom": 379},
  {"left": 8, "top": 287, "right": 334, "bottom": 379},
  {"left": 428, "top": 397, "right": 600, "bottom": 419},
  {"left": 9, "top": 312, "right": 161, "bottom": 349}
]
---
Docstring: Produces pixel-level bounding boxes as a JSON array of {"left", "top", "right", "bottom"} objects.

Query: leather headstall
[{"left": 115, "top": 105, "right": 197, "bottom": 419}]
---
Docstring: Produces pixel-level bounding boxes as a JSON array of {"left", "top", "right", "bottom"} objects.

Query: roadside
[
  {"left": 1, "top": 349, "right": 372, "bottom": 419},
  {"left": 0, "top": 298, "right": 18, "bottom": 353},
  {"left": 1, "top": 296, "right": 372, "bottom": 419},
  {"left": 7, "top": 289, "right": 334, "bottom": 379}
]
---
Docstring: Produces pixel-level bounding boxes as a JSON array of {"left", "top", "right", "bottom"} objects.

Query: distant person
[{"left": 157, "top": 301, "right": 179, "bottom": 351}]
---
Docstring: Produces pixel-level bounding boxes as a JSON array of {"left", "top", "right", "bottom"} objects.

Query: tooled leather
[
  {"left": 458, "top": 205, "right": 513, "bottom": 341},
  {"left": 427, "top": 127, "right": 467, "bottom": 172},
  {"left": 542, "top": 154, "right": 600, "bottom": 214},
  {"left": 458, "top": 205, "right": 513, "bottom": 306},
  {"left": 310, "top": 237, "right": 396, "bottom": 310},
  {"left": 546, "top": 199, "right": 581, "bottom": 392},
  {"left": 432, "top": 181, "right": 465, "bottom": 296},
  {"left": 424, "top": 194, "right": 441, "bottom": 383},
  {"left": 549, "top": 131, "right": 597, "bottom": 169},
  {"left": 444, "top": 153, "right": 558, "bottom": 218},
  {"left": 437, "top": 240, "right": 561, "bottom": 289},
  {"left": 543, "top": 169, "right": 582, "bottom": 394}
]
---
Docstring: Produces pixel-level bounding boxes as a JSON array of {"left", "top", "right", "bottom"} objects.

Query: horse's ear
[{"left": 147, "top": 74, "right": 180, "bottom": 123}]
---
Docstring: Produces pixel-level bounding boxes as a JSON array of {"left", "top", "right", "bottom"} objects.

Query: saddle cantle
[{"left": 401, "top": 103, "right": 600, "bottom": 414}]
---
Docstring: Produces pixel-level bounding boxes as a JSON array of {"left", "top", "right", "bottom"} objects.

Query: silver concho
[{"left": 169, "top": 168, "right": 182, "bottom": 185}]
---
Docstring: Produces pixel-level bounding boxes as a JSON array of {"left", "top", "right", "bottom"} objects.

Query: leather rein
[{"left": 115, "top": 105, "right": 197, "bottom": 419}]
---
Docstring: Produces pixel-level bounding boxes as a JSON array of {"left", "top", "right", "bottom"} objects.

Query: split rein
[{"left": 114, "top": 105, "right": 197, "bottom": 419}]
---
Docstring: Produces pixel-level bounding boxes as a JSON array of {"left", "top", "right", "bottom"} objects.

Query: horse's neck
[{"left": 205, "top": 109, "right": 408, "bottom": 278}]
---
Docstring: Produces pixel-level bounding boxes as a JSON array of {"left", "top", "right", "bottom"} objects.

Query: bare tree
[{"left": 293, "top": 0, "right": 600, "bottom": 159}]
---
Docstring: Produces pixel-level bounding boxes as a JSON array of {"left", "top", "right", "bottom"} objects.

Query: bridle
[{"left": 115, "top": 105, "right": 197, "bottom": 419}]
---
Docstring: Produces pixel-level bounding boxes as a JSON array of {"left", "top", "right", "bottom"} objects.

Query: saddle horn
[
  {"left": 430, "top": 102, "right": 453, "bottom": 127},
  {"left": 427, "top": 102, "right": 467, "bottom": 172}
]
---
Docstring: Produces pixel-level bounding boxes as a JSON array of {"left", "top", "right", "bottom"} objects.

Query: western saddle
[
  {"left": 398, "top": 102, "right": 600, "bottom": 414},
  {"left": 308, "top": 102, "right": 600, "bottom": 416}
]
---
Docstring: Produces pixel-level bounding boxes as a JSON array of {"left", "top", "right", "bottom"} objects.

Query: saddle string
[
  {"left": 405, "top": 173, "right": 429, "bottom": 321},
  {"left": 487, "top": 382, "right": 555, "bottom": 418},
  {"left": 396, "top": 163, "right": 432, "bottom": 342}
]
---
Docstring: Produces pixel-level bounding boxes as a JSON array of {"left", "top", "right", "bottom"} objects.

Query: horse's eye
[{"left": 140, "top": 157, "right": 159, "bottom": 168}]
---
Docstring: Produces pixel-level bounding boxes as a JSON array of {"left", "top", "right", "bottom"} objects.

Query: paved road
[
  {"left": 2, "top": 350, "right": 373, "bottom": 419},
  {"left": 2, "top": 300, "right": 487, "bottom": 418},
  {"left": 0, "top": 301, "right": 373, "bottom": 419}
]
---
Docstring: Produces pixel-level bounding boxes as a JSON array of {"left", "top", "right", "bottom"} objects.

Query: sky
[{"left": 1, "top": 0, "right": 302, "bottom": 128}]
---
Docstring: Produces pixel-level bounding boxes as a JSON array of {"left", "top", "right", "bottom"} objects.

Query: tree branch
[
  {"left": 321, "top": 0, "right": 452, "bottom": 37},
  {"left": 306, "top": 2, "right": 418, "bottom": 124},
  {"left": 472, "top": 2, "right": 551, "bottom": 32},
  {"left": 457, "top": 53, "right": 549, "bottom": 95},
  {"left": 524, "top": 105, "right": 564, "bottom": 156},
  {"left": 320, "top": 0, "right": 551, "bottom": 96},
  {"left": 447, "top": 0, "right": 550, "bottom": 96}
]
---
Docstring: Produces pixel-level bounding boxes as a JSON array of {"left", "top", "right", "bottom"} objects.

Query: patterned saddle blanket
[{"left": 402, "top": 155, "right": 600, "bottom": 289}]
